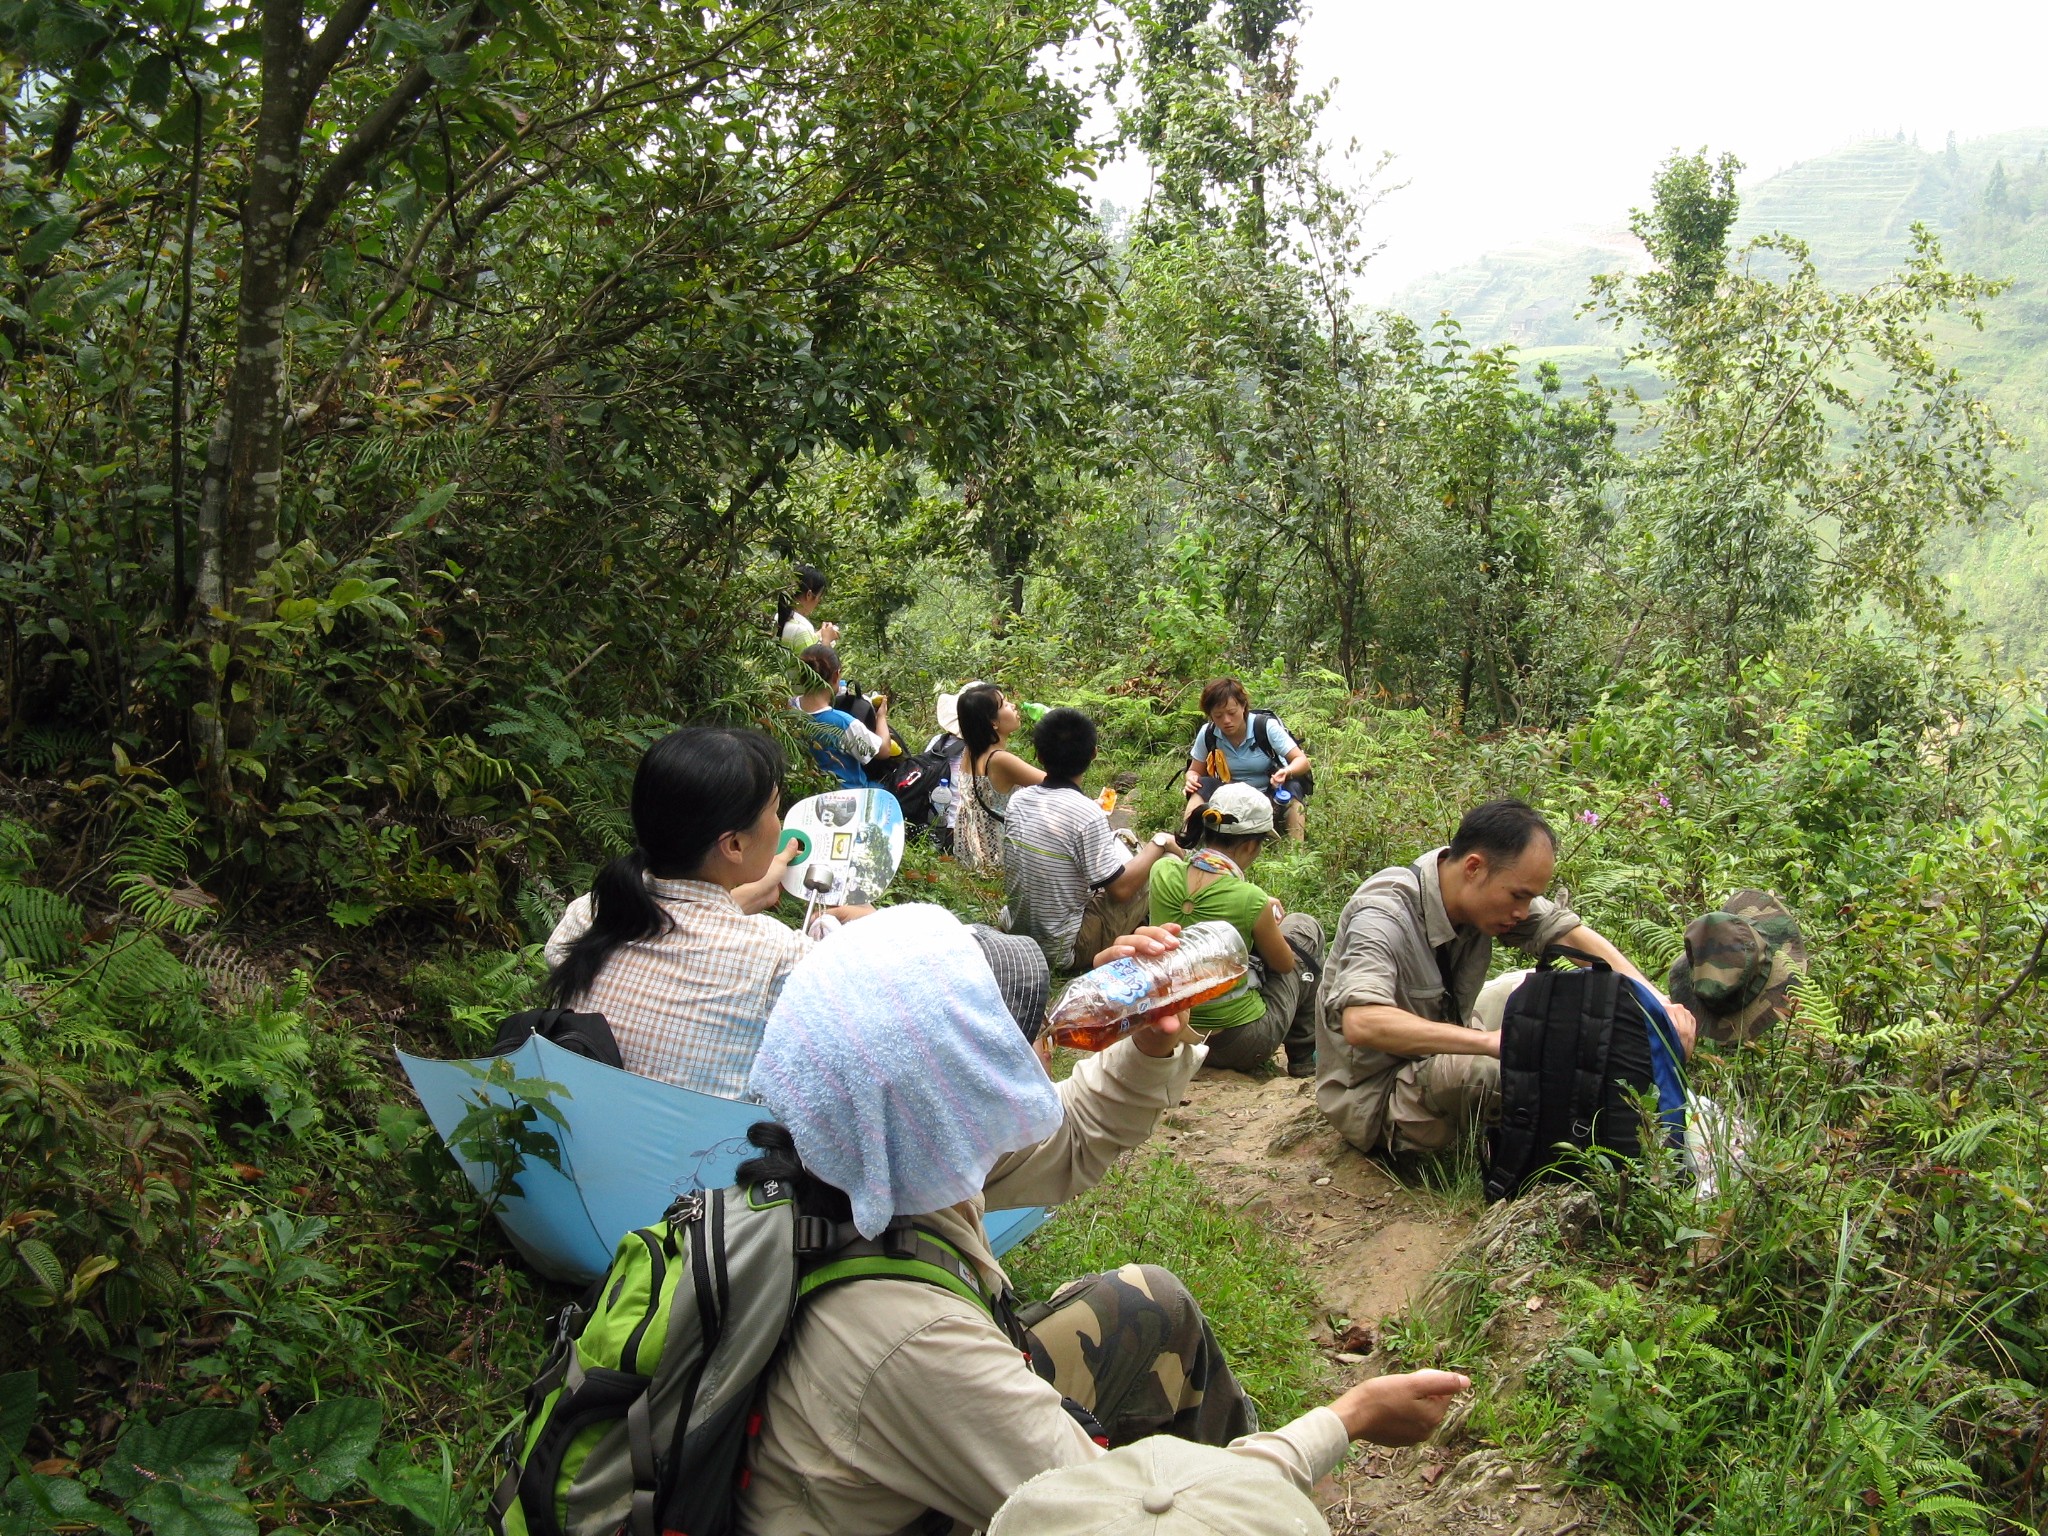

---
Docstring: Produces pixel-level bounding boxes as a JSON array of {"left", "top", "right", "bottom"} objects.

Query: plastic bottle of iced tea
[{"left": 1047, "top": 921, "right": 1250, "bottom": 1051}]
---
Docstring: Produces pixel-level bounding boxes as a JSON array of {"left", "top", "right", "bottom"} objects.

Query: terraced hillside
[{"left": 1395, "top": 130, "right": 2048, "bottom": 667}]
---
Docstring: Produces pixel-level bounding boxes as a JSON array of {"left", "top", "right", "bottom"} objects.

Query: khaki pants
[
  {"left": 1385, "top": 1051, "right": 1500, "bottom": 1153},
  {"left": 1200, "top": 913, "right": 1324, "bottom": 1073},
  {"left": 1069, "top": 884, "right": 1154, "bottom": 973}
]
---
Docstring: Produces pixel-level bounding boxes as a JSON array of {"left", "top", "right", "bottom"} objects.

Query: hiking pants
[
  {"left": 1070, "top": 885, "right": 1155, "bottom": 974},
  {"left": 1200, "top": 913, "right": 1325, "bottom": 1074},
  {"left": 1387, "top": 1051, "right": 1500, "bottom": 1153},
  {"left": 1015, "top": 1264, "right": 1256, "bottom": 1448}
]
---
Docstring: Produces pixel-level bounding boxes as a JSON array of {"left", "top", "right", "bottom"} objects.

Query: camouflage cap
[{"left": 1666, "top": 889, "right": 1807, "bottom": 1046}]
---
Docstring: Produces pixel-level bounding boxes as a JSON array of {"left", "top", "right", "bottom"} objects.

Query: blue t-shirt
[
  {"left": 1188, "top": 713, "right": 1299, "bottom": 790},
  {"left": 799, "top": 706, "right": 878, "bottom": 788}
]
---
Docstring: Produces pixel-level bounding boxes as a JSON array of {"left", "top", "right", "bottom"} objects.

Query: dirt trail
[{"left": 1169, "top": 1065, "right": 1601, "bottom": 1535}]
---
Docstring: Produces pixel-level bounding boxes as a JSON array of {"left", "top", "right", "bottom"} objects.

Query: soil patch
[
  {"left": 1162, "top": 1064, "right": 1602, "bottom": 1535},
  {"left": 1163, "top": 1066, "right": 1470, "bottom": 1344}
]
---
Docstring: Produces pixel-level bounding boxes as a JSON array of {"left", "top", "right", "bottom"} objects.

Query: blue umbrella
[{"left": 400, "top": 1035, "right": 1047, "bottom": 1283}]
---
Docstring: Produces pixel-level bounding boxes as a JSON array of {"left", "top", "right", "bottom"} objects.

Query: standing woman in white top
[
  {"left": 775, "top": 564, "right": 840, "bottom": 649},
  {"left": 952, "top": 683, "right": 1045, "bottom": 872}
]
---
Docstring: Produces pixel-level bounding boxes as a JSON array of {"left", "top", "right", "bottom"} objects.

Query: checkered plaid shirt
[{"left": 545, "top": 876, "right": 813, "bottom": 1100}]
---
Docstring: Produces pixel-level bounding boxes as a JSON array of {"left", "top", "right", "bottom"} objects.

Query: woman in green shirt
[{"left": 1148, "top": 784, "right": 1326, "bottom": 1076}]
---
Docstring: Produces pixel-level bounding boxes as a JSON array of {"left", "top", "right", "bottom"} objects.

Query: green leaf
[
  {"left": 328, "top": 578, "right": 371, "bottom": 607},
  {"left": 101, "top": 1409, "right": 256, "bottom": 1499},
  {"left": 392, "top": 482, "right": 457, "bottom": 536},
  {"left": 361, "top": 1448, "right": 454, "bottom": 1530},
  {"left": 0, "top": 1371, "right": 37, "bottom": 1465},
  {"left": 266, "top": 1399, "right": 382, "bottom": 1502},
  {"left": 130, "top": 54, "right": 174, "bottom": 115},
  {"left": 1, "top": 1471, "right": 129, "bottom": 1535},
  {"left": 12, "top": 1241, "right": 61, "bottom": 1294},
  {"left": 19, "top": 215, "right": 80, "bottom": 270},
  {"left": 127, "top": 1481, "right": 255, "bottom": 1536}
]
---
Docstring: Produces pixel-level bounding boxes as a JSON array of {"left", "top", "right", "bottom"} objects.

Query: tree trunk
[{"left": 189, "top": 0, "right": 306, "bottom": 808}]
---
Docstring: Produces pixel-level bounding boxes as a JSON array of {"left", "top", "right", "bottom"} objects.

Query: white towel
[{"left": 747, "top": 903, "right": 1064, "bottom": 1237}]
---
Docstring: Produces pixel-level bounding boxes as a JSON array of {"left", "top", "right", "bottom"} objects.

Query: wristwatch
[{"left": 1152, "top": 831, "right": 1176, "bottom": 849}]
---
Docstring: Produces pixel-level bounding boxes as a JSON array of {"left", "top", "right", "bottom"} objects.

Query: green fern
[
  {"left": 1789, "top": 971, "right": 1844, "bottom": 1035},
  {"left": 0, "top": 817, "right": 44, "bottom": 879},
  {"left": 11, "top": 725, "right": 98, "bottom": 772},
  {"left": 109, "top": 795, "right": 217, "bottom": 934},
  {"left": 0, "top": 883, "right": 85, "bottom": 966},
  {"left": 487, "top": 696, "right": 587, "bottom": 769}
]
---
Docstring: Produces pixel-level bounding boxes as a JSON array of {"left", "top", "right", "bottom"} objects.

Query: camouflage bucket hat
[{"left": 1666, "top": 889, "right": 1807, "bottom": 1046}]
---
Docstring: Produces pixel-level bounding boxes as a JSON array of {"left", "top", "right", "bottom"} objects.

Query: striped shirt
[
  {"left": 545, "top": 876, "right": 813, "bottom": 1099},
  {"left": 1003, "top": 785, "right": 1125, "bottom": 970}
]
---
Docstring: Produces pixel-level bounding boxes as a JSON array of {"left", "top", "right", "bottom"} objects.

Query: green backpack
[{"left": 489, "top": 1179, "right": 1005, "bottom": 1536}]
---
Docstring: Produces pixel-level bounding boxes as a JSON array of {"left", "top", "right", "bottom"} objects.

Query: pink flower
[
  {"left": 1658, "top": 794, "right": 1671, "bottom": 809},
  {"left": 1579, "top": 810, "right": 1600, "bottom": 826}
]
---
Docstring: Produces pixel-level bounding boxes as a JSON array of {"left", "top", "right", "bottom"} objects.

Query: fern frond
[
  {"left": 0, "top": 818, "right": 45, "bottom": 878},
  {"left": 1789, "top": 972, "right": 1844, "bottom": 1036},
  {"left": 182, "top": 935, "right": 268, "bottom": 1008},
  {"left": 110, "top": 872, "right": 219, "bottom": 934},
  {"left": 0, "top": 884, "right": 86, "bottom": 966}
]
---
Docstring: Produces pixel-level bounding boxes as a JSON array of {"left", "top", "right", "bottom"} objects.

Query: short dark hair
[
  {"left": 1200, "top": 677, "right": 1249, "bottom": 715},
  {"left": 1446, "top": 799, "right": 1557, "bottom": 865},
  {"left": 1033, "top": 707, "right": 1097, "bottom": 780}
]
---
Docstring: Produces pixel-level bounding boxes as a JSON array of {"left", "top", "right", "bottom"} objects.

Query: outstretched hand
[
  {"left": 1091, "top": 924, "right": 1191, "bottom": 1058},
  {"left": 1329, "top": 1369, "right": 1471, "bottom": 1446}
]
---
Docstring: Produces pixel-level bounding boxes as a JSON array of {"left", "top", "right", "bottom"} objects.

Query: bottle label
[{"left": 1089, "top": 957, "right": 1152, "bottom": 1009}]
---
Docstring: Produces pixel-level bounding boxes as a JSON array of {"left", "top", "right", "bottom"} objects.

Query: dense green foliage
[{"left": 3, "top": 1, "right": 2046, "bottom": 1532}]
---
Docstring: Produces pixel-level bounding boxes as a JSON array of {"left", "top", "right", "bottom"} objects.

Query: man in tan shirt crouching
[{"left": 1315, "top": 799, "right": 1696, "bottom": 1157}]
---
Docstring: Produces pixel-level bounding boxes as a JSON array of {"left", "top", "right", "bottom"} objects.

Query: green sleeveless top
[{"left": 1147, "top": 854, "right": 1270, "bottom": 1031}]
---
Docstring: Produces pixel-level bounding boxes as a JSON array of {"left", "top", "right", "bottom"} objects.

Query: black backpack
[
  {"left": 869, "top": 746, "right": 949, "bottom": 827},
  {"left": 1482, "top": 948, "right": 1688, "bottom": 1203},
  {"left": 1194, "top": 710, "right": 1315, "bottom": 798},
  {"left": 489, "top": 1008, "right": 624, "bottom": 1071}
]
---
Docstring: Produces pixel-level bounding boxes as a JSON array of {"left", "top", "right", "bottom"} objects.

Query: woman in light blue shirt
[{"left": 1181, "top": 677, "right": 1312, "bottom": 840}]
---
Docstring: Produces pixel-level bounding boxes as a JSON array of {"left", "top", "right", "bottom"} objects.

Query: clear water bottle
[{"left": 1047, "top": 921, "right": 1250, "bottom": 1051}]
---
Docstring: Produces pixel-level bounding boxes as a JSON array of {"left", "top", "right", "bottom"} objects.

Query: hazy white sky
[{"left": 1086, "top": 0, "right": 2048, "bottom": 300}]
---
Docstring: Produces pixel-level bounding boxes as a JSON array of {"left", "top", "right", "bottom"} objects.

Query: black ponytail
[
  {"left": 735, "top": 1121, "right": 853, "bottom": 1222},
  {"left": 548, "top": 726, "right": 786, "bottom": 1005},
  {"left": 1181, "top": 802, "right": 1268, "bottom": 857}
]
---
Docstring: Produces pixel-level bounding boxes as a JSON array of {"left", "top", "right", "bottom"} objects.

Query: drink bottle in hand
[{"left": 1048, "top": 921, "right": 1250, "bottom": 1051}]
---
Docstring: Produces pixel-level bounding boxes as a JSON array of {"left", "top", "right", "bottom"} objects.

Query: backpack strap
[
  {"left": 1564, "top": 967, "right": 1620, "bottom": 1147},
  {"left": 1482, "top": 970, "right": 1552, "bottom": 1203},
  {"left": 799, "top": 1220, "right": 997, "bottom": 1318},
  {"left": 1250, "top": 710, "right": 1282, "bottom": 768}
]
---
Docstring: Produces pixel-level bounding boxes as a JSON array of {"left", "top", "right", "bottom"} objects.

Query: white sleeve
[
  {"left": 544, "top": 894, "right": 595, "bottom": 969},
  {"left": 844, "top": 718, "right": 886, "bottom": 763}
]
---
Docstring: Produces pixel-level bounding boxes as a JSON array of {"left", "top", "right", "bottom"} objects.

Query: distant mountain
[{"left": 1390, "top": 130, "right": 2048, "bottom": 669}]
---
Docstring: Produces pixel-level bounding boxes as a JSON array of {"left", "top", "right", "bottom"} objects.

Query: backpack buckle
[
  {"left": 883, "top": 1226, "right": 920, "bottom": 1260},
  {"left": 794, "top": 1215, "right": 838, "bottom": 1255}
]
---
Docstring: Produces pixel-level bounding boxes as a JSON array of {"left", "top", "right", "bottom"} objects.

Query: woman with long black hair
[
  {"left": 951, "top": 683, "right": 1044, "bottom": 871},
  {"left": 774, "top": 563, "right": 839, "bottom": 649},
  {"left": 544, "top": 726, "right": 868, "bottom": 1097}
]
